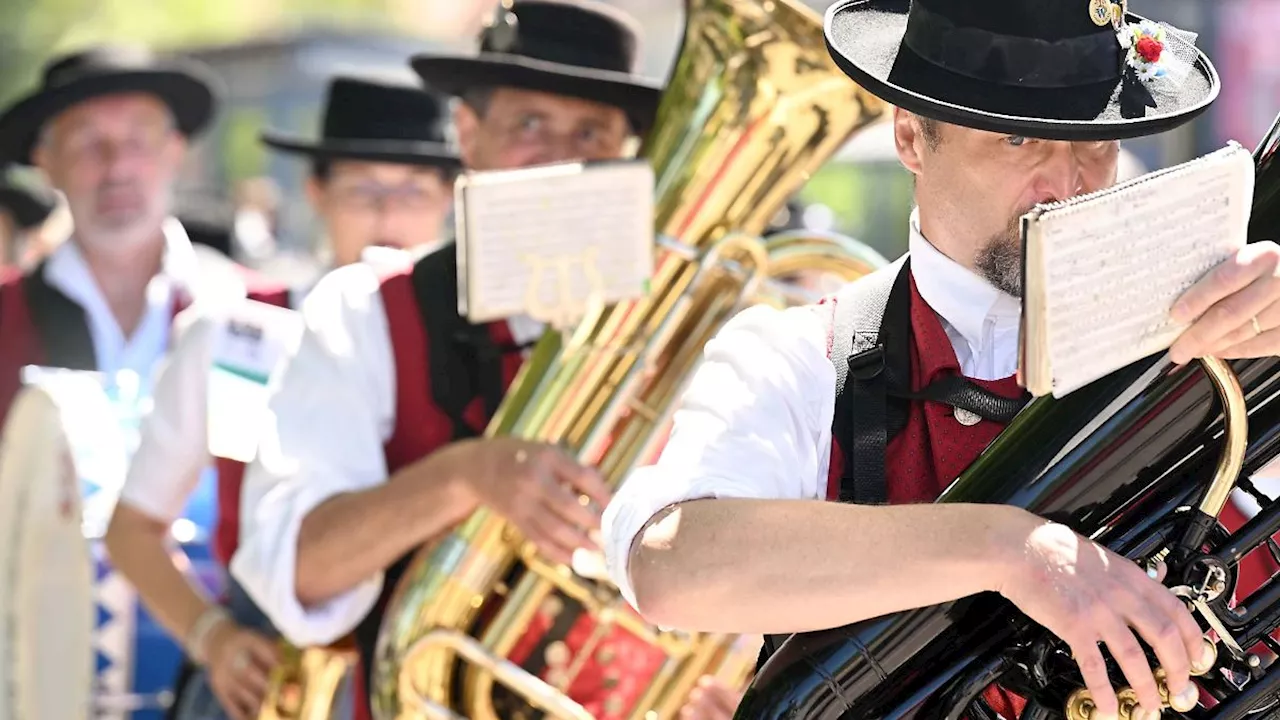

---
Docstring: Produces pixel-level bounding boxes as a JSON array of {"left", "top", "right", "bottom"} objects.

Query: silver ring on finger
[
  {"left": 230, "top": 649, "right": 249, "bottom": 673},
  {"left": 1252, "top": 315, "right": 1263, "bottom": 337}
]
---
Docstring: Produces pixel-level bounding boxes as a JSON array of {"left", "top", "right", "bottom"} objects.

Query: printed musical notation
[
  {"left": 458, "top": 160, "right": 654, "bottom": 326},
  {"left": 1022, "top": 142, "right": 1254, "bottom": 397}
]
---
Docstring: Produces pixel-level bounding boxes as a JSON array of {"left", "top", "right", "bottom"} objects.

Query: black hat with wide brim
[
  {"left": 411, "top": 1, "right": 663, "bottom": 134},
  {"left": 0, "top": 45, "right": 217, "bottom": 165},
  {"left": 824, "top": 0, "right": 1220, "bottom": 141},
  {"left": 260, "top": 76, "right": 461, "bottom": 170}
]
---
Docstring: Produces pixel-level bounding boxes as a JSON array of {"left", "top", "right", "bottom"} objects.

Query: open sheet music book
[
  {"left": 1020, "top": 142, "right": 1255, "bottom": 398},
  {"left": 455, "top": 159, "right": 654, "bottom": 328}
]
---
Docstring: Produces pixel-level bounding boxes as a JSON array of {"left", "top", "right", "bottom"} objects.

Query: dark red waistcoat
[
  {"left": 0, "top": 266, "right": 289, "bottom": 568},
  {"left": 346, "top": 267, "right": 523, "bottom": 720},
  {"left": 823, "top": 275, "right": 1027, "bottom": 719}
]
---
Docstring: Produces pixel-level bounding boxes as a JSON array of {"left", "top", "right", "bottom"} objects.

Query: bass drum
[{"left": 0, "top": 370, "right": 105, "bottom": 720}]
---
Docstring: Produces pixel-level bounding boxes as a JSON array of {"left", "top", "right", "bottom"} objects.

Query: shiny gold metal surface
[
  {"left": 362, "top": 1, "right": 889, "bottom": 719},
  {"left": 256, "top": 642, "right": 357, "bottom": 720}
]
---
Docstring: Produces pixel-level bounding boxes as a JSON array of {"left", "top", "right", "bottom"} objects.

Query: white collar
[
  {"left": 908, "top": 208, "right": 1021, "bottom": 351},
  {"left": 44, "top": 217, "right": 200, "bottom": 307}
]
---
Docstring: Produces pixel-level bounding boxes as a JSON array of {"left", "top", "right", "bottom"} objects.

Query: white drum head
[{"left": 0, "top": 372, "right": 114, "bottom": 720}]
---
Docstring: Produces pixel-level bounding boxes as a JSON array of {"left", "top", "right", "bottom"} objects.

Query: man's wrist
[{"left": 186, "top": 606, "right": 231, "bottom": 665}]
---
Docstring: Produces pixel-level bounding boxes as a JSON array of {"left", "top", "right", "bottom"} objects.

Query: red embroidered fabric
[{"left": 824, "top": 274, "right": 1027, "bottom": 718}]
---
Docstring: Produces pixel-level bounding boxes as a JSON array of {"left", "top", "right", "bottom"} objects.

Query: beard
[{"left": 974, "top": 210, "right": 1026, "bottom": 298}]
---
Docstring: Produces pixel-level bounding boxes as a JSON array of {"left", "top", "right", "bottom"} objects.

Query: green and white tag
[{"left": 207, "top": 300, "right": 304, "bottom": 463}]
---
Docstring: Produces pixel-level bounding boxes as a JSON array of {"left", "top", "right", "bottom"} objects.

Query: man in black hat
[
  {"left": 227, "top": 2, "right": 696, "bottom": 718},
  {"left": 607, "top": 3, "right": 1280, "bottom": 720},
  {"left": 0, "top": 165, "right": 59, "bottom": 270},
  {"left": 0, "top": 44, "right": 236, "bottom": 429},
  {"left": 103, "top": 75, "right": 460, "bottom": 720}
]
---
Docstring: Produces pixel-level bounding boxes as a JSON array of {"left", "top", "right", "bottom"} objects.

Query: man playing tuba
[
  {"left": 231, "top": 3, "right": 740, "bottom": 718},
  {"left": 605, "top": 2, "right": 1280, "bottom": 720}
]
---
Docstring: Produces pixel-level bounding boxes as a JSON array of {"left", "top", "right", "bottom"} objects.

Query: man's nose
[{"left": 1033, "top": 141, "right": 1085, "bottom": 201}]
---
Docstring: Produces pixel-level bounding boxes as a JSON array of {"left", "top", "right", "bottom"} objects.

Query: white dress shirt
[
  {"left": 229, "top": 260, "right": 544, "bottom": 646},
  {"left": 600, "top": 212, "right": 1023, "bottom": 608},
  {"left": 42, "top": 217, "right": 201, "bottom": 387}
]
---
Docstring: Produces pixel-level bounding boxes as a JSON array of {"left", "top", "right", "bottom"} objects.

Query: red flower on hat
[{"left": 1135, "top": 36, "right": 1163, "bottom": 63}]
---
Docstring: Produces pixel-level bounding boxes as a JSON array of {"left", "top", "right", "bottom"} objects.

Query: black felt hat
[
  {"left": 0, "top": 166, "right": 56, "bottom": 230},
  {"left": 0, "top": 44, "right": 218, "bottom": 164},
  {"left": 823, "top": 0, "right": 1220, "bottom": 140},
  {"left": 410, "top": 0, "right": 662, "bottom": 132},
  {"left": 261, "top": 76, "right": 461, "bottom": 170}
]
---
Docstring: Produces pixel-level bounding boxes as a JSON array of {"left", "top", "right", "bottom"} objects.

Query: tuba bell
[
  {"left": 734, "top": 113, "right": 1280, "bottom": 719},
  {"left": 355, "top": 1, "right": 888, "bottom": 718}
]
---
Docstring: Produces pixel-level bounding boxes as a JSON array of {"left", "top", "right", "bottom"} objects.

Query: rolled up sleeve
[
  {"left": 230, "top": 264, "right": 397, "bottom": 646},
  {"left": 601, "top": 303, "right": 837, "bottom": 607},
  {"left": 118, "top": 312, "right": 215, "bottom": 523}
]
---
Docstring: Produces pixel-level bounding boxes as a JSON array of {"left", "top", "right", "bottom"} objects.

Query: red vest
[
  {"left": 0, "top": 266, "right": 289, "bottom": 568},
  {"left": 823, "top": 275, "right": 1027, "bottom": 719}
]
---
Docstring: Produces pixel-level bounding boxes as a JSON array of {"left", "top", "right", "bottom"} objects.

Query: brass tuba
[{"left": 362, "top": 1, "right": 888, "bottom": 718}]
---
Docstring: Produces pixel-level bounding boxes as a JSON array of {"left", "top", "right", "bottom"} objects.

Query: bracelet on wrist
[{"left": 186, "top": 606, "right": 231, "bottom": 665}]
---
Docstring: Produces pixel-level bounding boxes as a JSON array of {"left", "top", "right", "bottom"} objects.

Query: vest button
[{"left": 954, "top": 407, "right": 982, "bottom": 426}]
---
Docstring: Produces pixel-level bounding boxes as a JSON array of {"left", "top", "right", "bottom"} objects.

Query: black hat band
[
  {"left": 903, "top": 3, "right": 1122, "bottom": 89},
  {"left": 479, "top": 29, "right": 631, "bottom": 74}
]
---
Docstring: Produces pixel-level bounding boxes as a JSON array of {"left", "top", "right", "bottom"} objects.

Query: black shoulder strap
[
  {"left": 757, "top": 259, "right": 912, "bottom": 675},
  {"left": 410, "top": 245, "right": 504, "bottom": 441},
  {"left": 830, "top": 256, "right": 913, "bottom": 505},
  {"left": 22, "top": 263, "right": 97, "bottom": 371}
]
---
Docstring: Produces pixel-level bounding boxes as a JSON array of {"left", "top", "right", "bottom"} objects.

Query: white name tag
[{"left": 206, "top": 300, "right": 304, "bottom": 463}]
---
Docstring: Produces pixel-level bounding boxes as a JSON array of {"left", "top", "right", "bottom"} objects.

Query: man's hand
[
  {"left": 679, "top": 676, "right": 743, "bottom": 720},
  {"left": 457, "top": 437, "right": 612, "bottom": 565},
  {"left": 996, "top": 519, "right": 1204, "bottom": 720},
  {"left": 1170, "top": 242, "right": 1280, "bottom": 364},
  {"left": 204, "top": 620, "right": 281, "bottom": 720}
]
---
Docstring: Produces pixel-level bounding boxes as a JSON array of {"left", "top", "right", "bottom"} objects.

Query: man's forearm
[
  {"left": 105, "top": 506, "right": 215, "bottom": 644},
  {"left": 294, "top": 452, "right": 477, "bottom": 607},
  {"left": 629, "top": 498, "right": 1033, "bottom": 634}
]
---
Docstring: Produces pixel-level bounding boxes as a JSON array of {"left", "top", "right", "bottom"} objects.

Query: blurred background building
[{"left": 0, "top": 0, "right": 1274, "bottom": 269}]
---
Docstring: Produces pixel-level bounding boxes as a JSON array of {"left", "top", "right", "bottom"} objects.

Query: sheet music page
[
  {"left": 457, "top": 160, "right": 654, "bottom": 327},
  {"left": 1029, "top": 143, "right": 1254, "bottom": 398}
]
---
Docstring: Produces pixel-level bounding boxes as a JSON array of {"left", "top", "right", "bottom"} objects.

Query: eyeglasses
[{"left": 326, "top": 180, "right": 450, "bottom": 212}]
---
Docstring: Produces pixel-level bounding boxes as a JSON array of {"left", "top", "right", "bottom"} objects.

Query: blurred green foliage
[{"left": 0, "top": 0, "right": 403, "bottom": 105}]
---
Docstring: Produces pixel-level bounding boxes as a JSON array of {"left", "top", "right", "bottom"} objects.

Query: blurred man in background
[
  {"left": 105, "top": 74, "right": 459, "bottom": 720},
  {"left": 0, "top": 44, "right": 224, "bottom": 426},
  {"left": 0, "top": 164, "right": 60, "bottom": 272}
]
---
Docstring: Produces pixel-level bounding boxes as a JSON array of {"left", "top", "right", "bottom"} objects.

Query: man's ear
[
  {"left": 893, "top": 107, "right": 926, "bottom": 177},
  {"left": 304, "top": 174, "right": 326, "bottom": 216},
  {"left": 453, "top": 102, "right": 480, "bottom": 168}
]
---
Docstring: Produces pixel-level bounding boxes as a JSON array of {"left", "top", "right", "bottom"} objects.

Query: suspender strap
[
  {"left": 411, "top": 247, "right": 505, "bottom": 441},
  {"left": 22, "top": 265, "right": 96, "bottom": 371},
  {"left": 830, "top": 257, "right": 912, "bottom": 505}
]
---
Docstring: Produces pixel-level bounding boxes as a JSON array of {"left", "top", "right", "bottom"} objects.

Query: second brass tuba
[{"left": 365, "top": 1, "right": 889, "bottom": 718}]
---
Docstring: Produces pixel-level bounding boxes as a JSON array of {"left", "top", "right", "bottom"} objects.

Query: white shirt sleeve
[
  {"left": 117, "top": 310, "right": 214, "bottom": 523},
  {"left": 229, "top": 264, "right": 398, "bottom": 646},
  {"left": 601, "top": 303, "right": 838, "bottom": 607}
]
